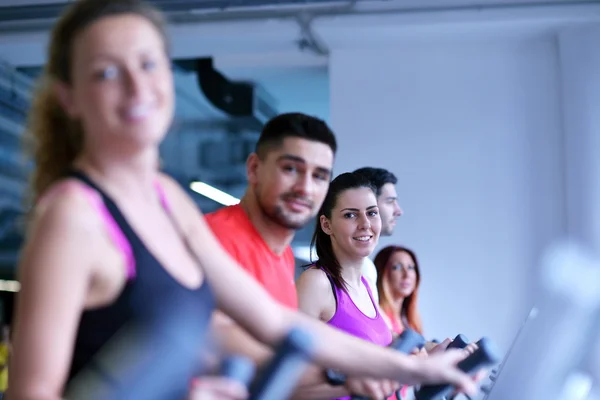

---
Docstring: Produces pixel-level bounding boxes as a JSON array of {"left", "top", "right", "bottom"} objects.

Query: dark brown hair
[
  {"left": 310, "top": 172, "right": 376, "bottom": 291},
  {"left": 255, "top": 113, "right": 337, "bottom": 160}
]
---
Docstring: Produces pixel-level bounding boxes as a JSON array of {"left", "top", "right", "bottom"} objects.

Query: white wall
[{"left": 329, "top": 36, "right": 565, "bottom": 349}]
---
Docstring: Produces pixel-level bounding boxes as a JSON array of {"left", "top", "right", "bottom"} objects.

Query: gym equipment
[
  {"left": 446, "top": 334, "right": 469, "bottom": 351},
  {"left": 482, "top": 240, "right": 600, "bottom": 400},
  {"left": 414, "top": 337, "right": 501, "bottom": 400},
  {"left": 221, "top": 355, "right": 256, "bottom": 387},
  {"left": 65, "top": 291, "right": 214, "bottom": 400},
  {"left": 351, "top": 328, "right": 426, "bottom": 400},
  {"left": 477, "top": 306, "right": 538, "bottom": 398},
  {"left": 441, "top": 334, "right": 471, "bottom": 400},
  {"left": 248, "top": 327, "right": 316, "bottom": 400},
  {"left": 390, "top": 329, "right": 427, "bottom": 353},
  {"left": 65, "top": 284, "right": 316, "bottom": 400}
]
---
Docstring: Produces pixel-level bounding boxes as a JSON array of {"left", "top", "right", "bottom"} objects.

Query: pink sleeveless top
[
  {"left": 326, "top": 275, "right": 392, "bottom": 347},
  {"left": 386, "top": 309, "right": 405, "bottom": 336},
  {"left": 322, "top": 272, "right": 393, "bottom": 400},
  {"left": 38, "top": 179, "right": 172, "bottom": 281}
]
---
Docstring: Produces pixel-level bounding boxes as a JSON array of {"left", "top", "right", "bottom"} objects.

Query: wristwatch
[{"left": 324, "top": 368, "right": 347, "bottom": 386}]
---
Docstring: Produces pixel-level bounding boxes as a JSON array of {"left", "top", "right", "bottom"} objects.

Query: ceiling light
[
  {"left": 190, "top": 181, "right": 240, "bottom": 206},
  {"left": 0, "top": 280, "right": 19, "bottom": 292}
]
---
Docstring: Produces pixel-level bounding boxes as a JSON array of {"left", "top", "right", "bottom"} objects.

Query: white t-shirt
[{"left": 362, "top": 257, "right": 379, "bottom": 304}]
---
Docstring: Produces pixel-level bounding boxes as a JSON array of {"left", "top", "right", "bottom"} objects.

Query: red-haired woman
[
  {"left": 373, "top": 246, "right": 424, "bottom": 399},
  {"left": 374, "top": 245, "right": 423, "bottom": 337},
  {"left": 375, "top": 246, "right": 484, "bottom": 399}
]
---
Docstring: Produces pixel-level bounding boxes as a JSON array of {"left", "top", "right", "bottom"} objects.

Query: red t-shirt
[{"left": 205, "top": 204, "right": 298, "bottom": 309}]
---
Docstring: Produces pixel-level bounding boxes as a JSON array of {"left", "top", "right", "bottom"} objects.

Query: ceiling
[
  {"left": 0, "top": 1, "right": 597, "bottom": 70},
  {"left": 0, "top": 0, "right": 589, "bottom": 10}
]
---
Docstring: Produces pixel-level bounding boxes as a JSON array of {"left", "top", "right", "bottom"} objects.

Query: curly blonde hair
[{"left": 24, "top": 0, "right": 167, "bottom": 203}]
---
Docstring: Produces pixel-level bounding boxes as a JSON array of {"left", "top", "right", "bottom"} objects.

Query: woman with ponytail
[
  {"left": 296, "top": 172, "right": 402, "bottom": 399},
  {"left": 12, "top": 1, "right": 249, "bottom": 398},
  {"left": 26, "top": 80, "right": 84, "bottom": 204}
]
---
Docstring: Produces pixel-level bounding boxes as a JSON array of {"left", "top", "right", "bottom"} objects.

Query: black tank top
[{"left": 65, "top": 171, "right": 214, "bottom": 399}]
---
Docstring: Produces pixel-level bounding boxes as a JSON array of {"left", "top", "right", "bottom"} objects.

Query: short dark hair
[
  {"left": 353, "top": 167, "right": 397, "bottom": 197},
  {"left": 310, "top": 172, "right": 376, "bottom": 291},
  {"left": 255, "top": 113, "right": 337, "bottom": 159}
]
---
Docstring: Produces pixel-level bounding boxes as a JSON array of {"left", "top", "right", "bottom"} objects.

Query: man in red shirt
[
  {"left": 205, "top": 113, "right": 335, "bottom": 309},
  {"left": 206, "top": 113, "right": 395, "bottom": 398}
]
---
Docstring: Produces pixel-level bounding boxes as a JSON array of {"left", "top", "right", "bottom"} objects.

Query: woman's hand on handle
[
  {"left": 345, "top": 377, "right": 400, "bottom": 399},
  {"left": 411, "top": 350, "right": 478, "bottom": 396},
  {"left": 410, "top": 347, "right": 429, "bottom": 359},
  {"left": 424, "top": 338, "right": 451, "bottom": 355}
]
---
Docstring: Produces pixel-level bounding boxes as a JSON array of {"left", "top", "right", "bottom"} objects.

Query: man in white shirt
[{"left": 353, "top": 167, "right": 404, "bottom": 302}]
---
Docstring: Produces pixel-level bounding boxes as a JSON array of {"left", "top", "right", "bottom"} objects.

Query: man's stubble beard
[
  {"left": 381, "top": 225, "right": 394, "bottom": 237},
  {"left": 255, "top": 191, "right": 314, "bottom": 231}
]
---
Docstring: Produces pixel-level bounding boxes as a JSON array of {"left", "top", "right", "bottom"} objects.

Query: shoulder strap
[
  {"left": 361, "top": 276, "right": 376, "bottom": 300},
  {"left": 68, "top": 170, "right": 136, "bottom": 280},
  {"left": 153, "top": 181, "right": 171, "bottom": 212},
  {"left": 361, "top": 276, "right": 381, "bottom": 317}
]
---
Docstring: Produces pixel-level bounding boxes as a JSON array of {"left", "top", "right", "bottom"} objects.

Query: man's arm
[
  {"left": 207, "top": 254, "right": 349, "bottom": 397},
  {"left": 291, "top": 369, "right": 397, "bottom": 400},
  {"left": 213, "top": 312, "right": 355, "bottom": 398},
  {"left": 211, "top": 311, "right": 271, "bottom": 365},
  {"left": 290, "top": 365, "right": 349, "bottom": 399},
  {"left": 212, "top": 271, "right": 398, "bottom": 399},
  {"left": 214, "top": 310, "right": 350, "bottom": 382}
]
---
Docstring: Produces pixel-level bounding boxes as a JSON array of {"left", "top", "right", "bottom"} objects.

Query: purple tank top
[{"left": 324, "top": 273, "right": 393, "bottom": 400}]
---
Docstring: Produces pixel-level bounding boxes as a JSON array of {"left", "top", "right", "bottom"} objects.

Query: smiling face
[
  {"left": 248, "top": 136, "right": 334, "bottom": 230},
  {"left": 56, "top": 13, "right": 174, "bottom": 153},
  {"left": 320, "top": 186, "right": 382, "bottom": 261}
]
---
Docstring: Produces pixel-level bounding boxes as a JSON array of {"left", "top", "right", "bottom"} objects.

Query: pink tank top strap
[
  {"left": 386, "top": 309, "right": 404, "bottom": 335},
  {"left": 361, "top": 276, "right": 377, "bottom": 303},
  {"left": 154, "top": 180, "right": 171, "bottom": 213},
  {"left": 77, "top": 183, "right": 137, "bottom": 280}
]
